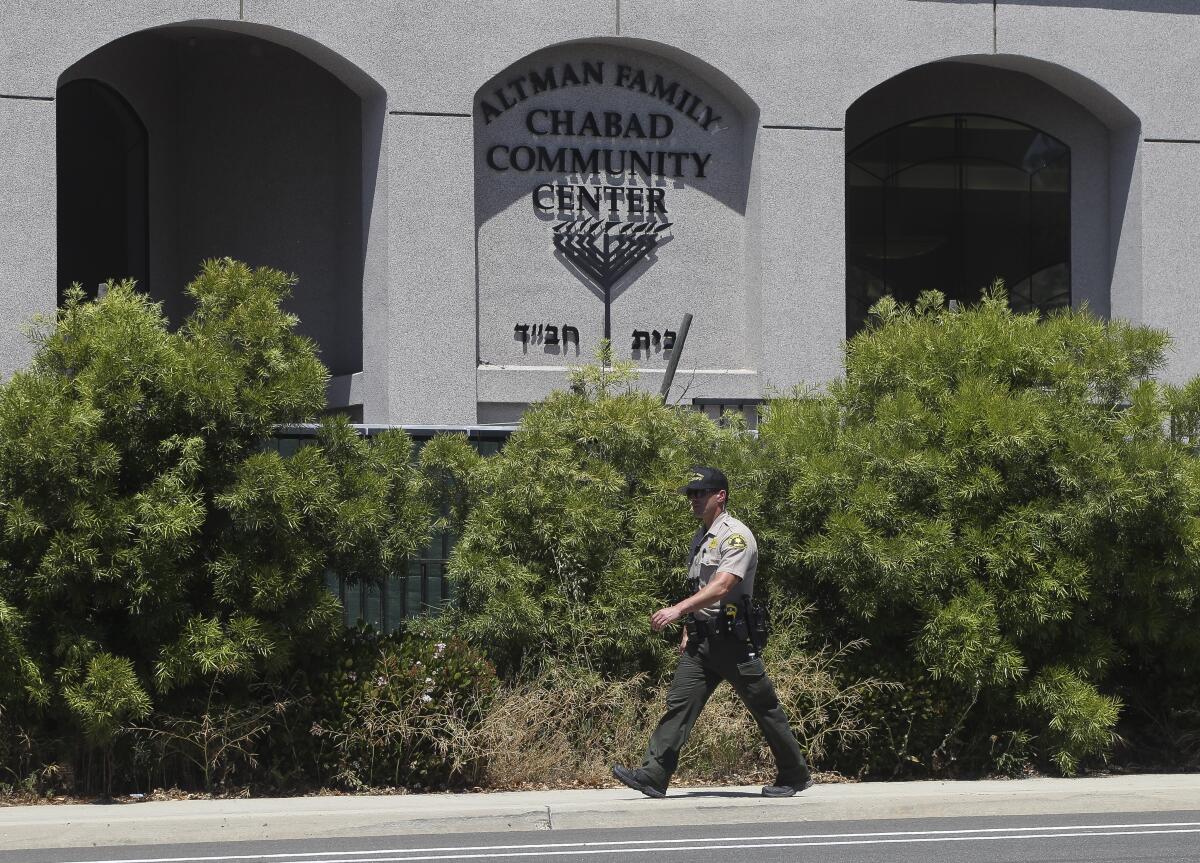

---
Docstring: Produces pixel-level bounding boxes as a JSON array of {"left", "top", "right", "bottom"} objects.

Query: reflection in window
[{"left": 847, "top": 115, "right": 1070, "bottom": 336}]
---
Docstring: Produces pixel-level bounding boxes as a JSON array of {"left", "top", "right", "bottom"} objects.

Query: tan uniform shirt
[{"left": 686, "top": 510, "right": 758, "bottom": 620}]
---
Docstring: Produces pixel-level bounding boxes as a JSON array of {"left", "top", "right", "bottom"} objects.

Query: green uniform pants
[{"left": 639, "top": 636, "right": 810, "bottom": 790}]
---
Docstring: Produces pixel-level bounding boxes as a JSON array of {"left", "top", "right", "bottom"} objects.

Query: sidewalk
[{"left": 2, "top": 775, "right": 1200, "bottom": 851}]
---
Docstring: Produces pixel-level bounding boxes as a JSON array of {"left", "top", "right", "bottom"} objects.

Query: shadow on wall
[
  {"left": 474, "top": 38, "right": 760, "bottom": 228},
  {"left": 56, "top": 21, "right": 386, "bottom": 378},
  {"left": 908, "top": 0, "right": 1199, "bottom": 11}
]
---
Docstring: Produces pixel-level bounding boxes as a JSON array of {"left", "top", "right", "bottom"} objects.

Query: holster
[
  {"left": 741, "top": 596, "right": 771, "bottom": 651},
  {"left": 685, "top": 617, "right": 712, "bottom": 642},
  {"left": 686, "top": 598, "right": 769, "bottom": 647}
]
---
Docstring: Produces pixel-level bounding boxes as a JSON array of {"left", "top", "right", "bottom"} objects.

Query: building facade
[{"left": 2, "top": 1, "right": 1197, "bottom": 426}]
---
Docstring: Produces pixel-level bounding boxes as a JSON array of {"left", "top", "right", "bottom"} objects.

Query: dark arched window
[
  {"left": 846, "top": 114, "right": 1070, "bottom": 336},
  {"left": 57, "top": 79, "right": 149, "bottom": 305}
]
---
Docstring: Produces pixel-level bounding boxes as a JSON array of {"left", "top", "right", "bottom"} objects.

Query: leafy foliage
[
  {"left": 5, "top": 266, "right": 1200, "bottom": 792},
  {"left": 0, "top": 260, "right": 432, "bottom": 794},
  {"left": 760, "top": 286, "right": 1200, "bottom": 774},
  {"left": 62, "top": 654, "right": 152, "bottom": 747},
  {"left": 62, "top": 653, "right": 151, "bottom": 796},
  {"left": 423, "top": 347, "right": 755, "bottom": 679},
  {"left": 313, "top": 632, "right": 498, "bottom": 789},
  {"left": 0, "top": 598, "right": 45, "bottom": 710}
]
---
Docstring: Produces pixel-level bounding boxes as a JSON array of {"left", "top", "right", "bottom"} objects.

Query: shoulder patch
[{"left": 725, "top": 533, "right": 747, "bottom": 550}]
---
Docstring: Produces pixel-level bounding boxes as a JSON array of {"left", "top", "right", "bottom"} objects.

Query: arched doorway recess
[
  {"left": 57, "top": 22, "right": 386, "bottom": 381},
  {"left": 845, "top": 58, "right": 1141, "bottom": 338}
]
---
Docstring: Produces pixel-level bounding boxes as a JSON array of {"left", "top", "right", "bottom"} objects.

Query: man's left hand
[{"left": 651, "top": 606, "right": 682, "bottom": 632}]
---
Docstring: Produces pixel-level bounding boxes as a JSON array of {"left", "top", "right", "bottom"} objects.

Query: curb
[{"left": 2, "top": 776, "right": 1200, "bottom": 850}]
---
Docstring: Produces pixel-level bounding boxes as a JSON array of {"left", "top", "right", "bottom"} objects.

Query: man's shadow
[{"left": 670, "top": 789, "right": 763, "bottom": 798}]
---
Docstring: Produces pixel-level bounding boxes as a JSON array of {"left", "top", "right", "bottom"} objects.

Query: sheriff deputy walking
[{"left": 612, "top": 466, "right": 813, "bottom": 798}]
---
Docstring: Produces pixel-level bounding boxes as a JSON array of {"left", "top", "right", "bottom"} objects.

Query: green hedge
[
  {"left": 437, "top": 289, "right": 1200, "bottom": 778},
  {"left": 3, "top": 275, "right": 1199, "bottom": 795},
  {"left": 0, "top": 261, "right": 433, "bottom": 796},
  {"left": 755, "top": 288, "right": 1200, "bottom": 775}
]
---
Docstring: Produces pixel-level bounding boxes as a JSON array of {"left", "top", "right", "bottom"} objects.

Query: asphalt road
[{"left": 5, "top": 811, "right": 1200, "bottom": 863}]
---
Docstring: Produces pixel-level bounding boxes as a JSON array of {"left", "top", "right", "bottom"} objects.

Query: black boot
[
  {"left": 762, "top": 776, "right": 814, "bottom": 798},
  {"left": 612, "top": 764, "right": 667, "bottom": 799}
]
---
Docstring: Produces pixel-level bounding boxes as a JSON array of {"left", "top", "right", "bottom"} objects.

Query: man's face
[{"left": 686, "top": 487, "right": 726, "bottom": 521}]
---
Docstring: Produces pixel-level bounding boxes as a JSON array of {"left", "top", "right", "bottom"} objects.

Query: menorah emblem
[{"left": 552, "top": 218, "right": 672, "bottom": 341}]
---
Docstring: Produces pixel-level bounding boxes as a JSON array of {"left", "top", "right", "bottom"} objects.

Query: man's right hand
[{"left": 679, "top": 629, "right": 688, "bottom": 654}]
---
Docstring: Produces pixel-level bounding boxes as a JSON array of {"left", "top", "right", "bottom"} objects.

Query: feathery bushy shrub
[
  {"left": 760, "top": 286, "right": 1200, "bottom": 775},
  {"left": 421, "top": 348, "right": 760, "bottom": 680},
  {"left": 312, "top": 631, "right": 498, "bottom": 790},
  {"left": 0, "top": 260, "right": 432, "bottom": 795}
]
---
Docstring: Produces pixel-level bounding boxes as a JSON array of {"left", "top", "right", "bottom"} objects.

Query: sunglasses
[{"left": 686, "top": 488, "right": 716, "bottom": 500}]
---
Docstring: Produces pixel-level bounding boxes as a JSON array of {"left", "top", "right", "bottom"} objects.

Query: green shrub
[
  {"left": 760, "top": 286, "right": 1200, "bottom": 775},
  {"left": 62, "top": 653, "right": 151, "bottom": 797},
  {"left": 0, "top": 598, "right": 45, "bottom": 712},
  {"left": 0, "top": 260, "right": 432, "bottom": 794},
  {"left": 421, "top": 347, "right": 759, "bottom": 680},
  {"left": 314, "top": 633, "right": 498, "bottom": 789}
]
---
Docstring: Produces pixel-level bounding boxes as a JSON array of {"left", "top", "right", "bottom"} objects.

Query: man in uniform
[{"left": 612, "top": 466, "right": 813, "bottom": 799}]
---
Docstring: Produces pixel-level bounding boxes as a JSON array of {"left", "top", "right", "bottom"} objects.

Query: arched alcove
[
  {"left": 846, "top": 57, "right": 1141, "bottom": 336},
  {"left": 472, "top": 39, "right": 760, "bottom": 421},
  {"left": 56, "top": 22, "right": 386, "bottom": 380}
]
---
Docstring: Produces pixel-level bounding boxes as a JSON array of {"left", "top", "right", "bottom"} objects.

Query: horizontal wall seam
[
  {"left": 762, "top": 124, "right": 843, "bottom": 131},
  {"left": 1144, "top": 137, "right": 1200, "bottom": 144},
  {"left": 0, "top": 93, "right": 54, "bottom": 102},
  {"left": 389, "top": 110, "right": 470, "bottom": 118}
]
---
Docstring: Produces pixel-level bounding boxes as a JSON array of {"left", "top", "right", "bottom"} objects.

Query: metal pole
[
  {"left": 604, "top": 284, "right": 611, "bottom": 343},
  {"left": 659, "top": 312, "right": 693, "bottom": 400}
]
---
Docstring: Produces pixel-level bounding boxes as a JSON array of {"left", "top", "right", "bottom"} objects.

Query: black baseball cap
[{"left": 679, "top": 465, "right": 728, "bottom": 494}]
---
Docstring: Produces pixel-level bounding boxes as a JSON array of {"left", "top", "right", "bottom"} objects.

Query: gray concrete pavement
[
  {"left": 2, "top": 774, "right": 1200, "bottom": 851},
  {"left": 7, "top": 812, "right": 1200, "bottom": 863}
]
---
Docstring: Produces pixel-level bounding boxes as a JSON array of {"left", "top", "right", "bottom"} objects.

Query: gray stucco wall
[
  {"left": 0, "top": 98, "right": 55, "bottom": 379},
  {"left": 389, "top": 113, "right": 478, "bottom": 425},
  {"left": 2, "top": 1, "right": 1199, "bottom": 417},
  {"left": 1144, "top": 142, "right": 1200, "bottom": 385}
]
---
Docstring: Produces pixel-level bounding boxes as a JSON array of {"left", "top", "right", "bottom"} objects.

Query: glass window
[{"left": 847, "top": 114, "right": 1070, "bottom": 336}]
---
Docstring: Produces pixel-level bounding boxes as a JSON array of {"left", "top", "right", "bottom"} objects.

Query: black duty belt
[
  {"left": 686, "top": 602, "right": 743, "bottom": 641},
  {"left": 686, "top": 599, "right": 769, "bottom": 650}
]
